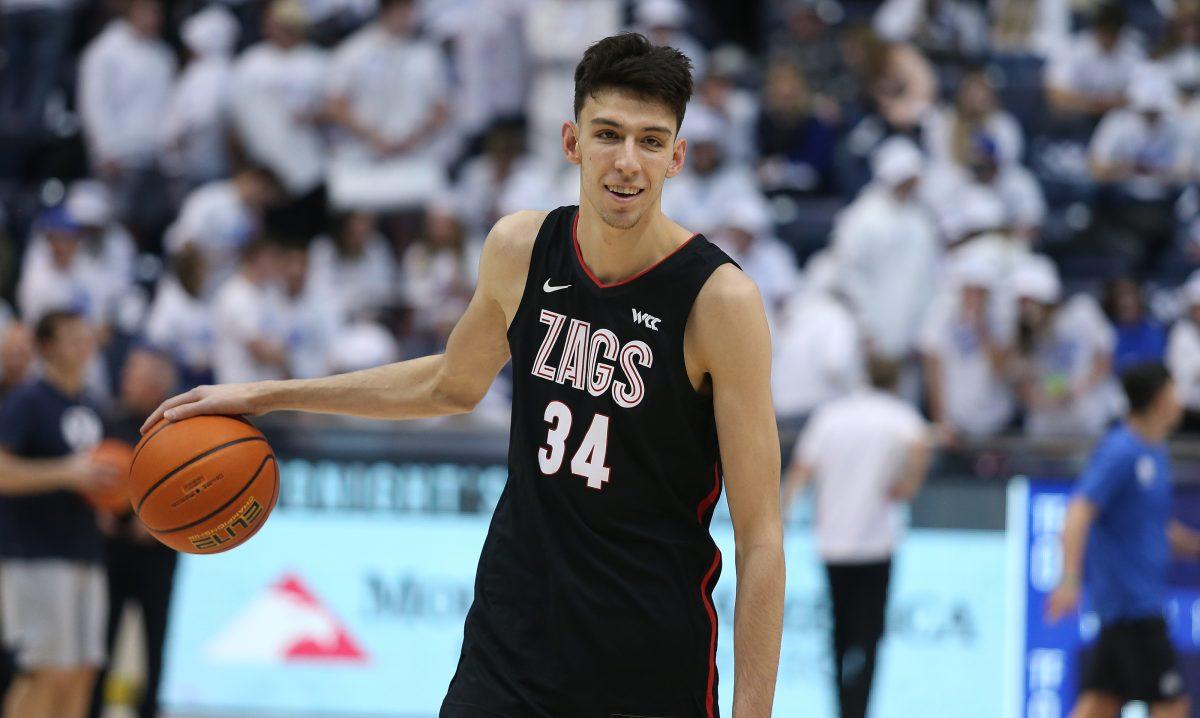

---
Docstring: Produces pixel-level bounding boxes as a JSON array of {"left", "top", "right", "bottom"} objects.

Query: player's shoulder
[
  {"left": 693, "top": 263, "right": 763, "bottom": 318},
  {"left": 477, "top": 210, "right": 550, "bottom": 291}
]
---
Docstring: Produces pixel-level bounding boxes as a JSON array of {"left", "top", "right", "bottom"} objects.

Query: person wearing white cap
[
  {"left": 65, "top": 180, "right": 137, "bottom": 290},
  {"left": 771, "top": 251, "right": 864, "bottom": 422},
  {"left": 1011, "top": 255, "right": 1121, "bottom": 437},
  {"left": 917, "top": 251, "right": 1016, "bottom": 442},
  {"left": 325, "top": 0, "right": 452, "bottom": 211},
  {"left": 634, "top": 0, "right": 707, "bottom": 89},
  {"left": 830, "top": 136, "right": 940, "bottom": 361},
  {"left": 1167, "top": 271, "right": 1200, "bottom": 431},
  {"left": 710, "top": 195, "right": 799, "bottom": 324},
  {"left": 160, "top": 5, "right": 239, "bottom": 195},
  {"left": 230, "top": 0, "right": 330, "bottom": 198},
  {"left": 660, "top": 104, "right": 766, "bottom": 236},
  {"left": 1089, "top": 65, "right": 1189, "bottom": 274}
]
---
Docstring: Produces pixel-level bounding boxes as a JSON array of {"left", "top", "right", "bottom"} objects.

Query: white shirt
[
  {"left": 165, "top": 181, "right": 256, "bottom": 292},
  {"left": 921, "top": 105, "right": 1024, "bottom": 166},
  {"left": 16, "top": 238, "right": 112, "bottom": 325},
  {"left": 279, "top": 285, "right": 343, "bottom": 379},
  {"left": 831, "top": 186, "right": 941, "bottom": 358},
  {"left": 160, "top": 55, "right": 232, "bottom": 182},
  {"left": 78, "top": 20, "right": 175, "bottom": 166},
  {"left": 327, "top": 25, "right": 450, "bottom": 163},
  {"left": 212, "top": 274, "right": 289, "bottom": 383},
  {"left": 143, "top": 276, "right": 215, "bottom": 378},
  {"left": 918, "top": 290, "right": 1016, "bottom": 437},
  {"left": 772, "top": 288, "right": 863, "bottom": 418},
  {"left": 1045, "top": 31, "right": 1144, "bottom": 100},
  {"left": 402, "top": 241, "right": 480, "bottom": 334},
  {"left": 1167, "top": 319, "right": 1200, "bottom": 411},
  {"left": 308, "top": 233, "right": 398, "bottom": 318},
  {"left": 230, "top": 42, "right": 329, "bottom": 195},
  {"left": 988, "top": 0, "right": 1071, "bottom": 58},
  {"left": 660, "top": 165, "right": 765, "bottom": 236},
  {"left": 922, "top": 161, "right": 1047, "bottom": 240},
  {"left": 1025, "top": 295, "right": 1120, "bottom": 437},
  {"left": 455, "top": 154, "right": 535, "bottom": 238},
  {"left": 438, "top": 0, "right": 529, "bottom": 137},
  {"left": 796, "top": 389, "right": 927, "bottom": 562},
  {"left": 1089, "top": 108, "right": 1190, "bottom": 200},
  {"left": 497, "top": 160, "right": 579, "bottom": 216}
]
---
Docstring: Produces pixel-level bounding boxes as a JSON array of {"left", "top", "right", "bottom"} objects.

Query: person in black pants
[{"left": 89, "top": 346, "right": 180, "bottom": 718}]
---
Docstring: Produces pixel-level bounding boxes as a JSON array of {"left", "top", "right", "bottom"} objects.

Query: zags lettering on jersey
[{"left": 531, "top": 309, "right": 654, "bottom": 408}]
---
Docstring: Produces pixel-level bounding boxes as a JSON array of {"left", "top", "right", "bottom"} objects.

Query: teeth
[{"left": 608, "top": 186, "right": 641, "bottom": 196}]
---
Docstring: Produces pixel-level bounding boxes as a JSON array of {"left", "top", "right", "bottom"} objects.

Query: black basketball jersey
[{"left": 442, "top": 206, "right": 737, "bottom": 718}]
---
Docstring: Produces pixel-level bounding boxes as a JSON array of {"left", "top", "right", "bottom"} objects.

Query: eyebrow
[{"left": 590, "top": 117, "right": 674, "bottom": 135}]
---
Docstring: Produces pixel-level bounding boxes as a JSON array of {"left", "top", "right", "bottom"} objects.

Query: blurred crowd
[{"left": 1, "top": 0, "right": 1200, "bottom": 440}]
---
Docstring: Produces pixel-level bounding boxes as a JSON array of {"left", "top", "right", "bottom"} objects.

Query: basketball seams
[
  {"left": 201, "top": 457, "right": 282, "bottom": 555},
  {"left": 143, "top": 452, "right": 275, "bottom": 534},
  {"left": 133, "top": 435, "right": 268, "bottom": 513}
]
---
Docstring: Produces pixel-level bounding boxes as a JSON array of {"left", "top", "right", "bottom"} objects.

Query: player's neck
[
  {"left": 42, "top": 365, "right": 86, "bottom": 397},
  {"left": 575, "top": 203, "right": 691, "bottom": 284},
  {"left": 1127, "top": 415, "right": 1168, "bottom": 445}
]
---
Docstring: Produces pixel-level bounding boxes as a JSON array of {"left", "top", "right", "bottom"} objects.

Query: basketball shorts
[
  {"left": 0, "top": 559, "right": 107, "bottom": 670},
  {"left": 1080, "top": 616, "right": 1185, "bottom": 703}
]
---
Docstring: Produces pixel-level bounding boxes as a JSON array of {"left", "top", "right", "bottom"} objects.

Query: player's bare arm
[
  {"left": 142, "top": 210, "right": 547, "bottom": 431},
  {"left": 1047, "top": 496, "right": 1097, "bottom": 621},
  {"left": 0, "top": 448, "right": 117, "bottom": 495},
  {"left": 688, "top": 263, "right": 785, "bottom": 717}
]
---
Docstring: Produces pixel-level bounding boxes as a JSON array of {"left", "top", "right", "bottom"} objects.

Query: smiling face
[{"left": 563, "top": 89, "right": 686, "bottom": 231}]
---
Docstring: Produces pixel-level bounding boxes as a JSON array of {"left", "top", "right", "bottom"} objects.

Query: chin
[{"left": 598, "top": 207, "right": 644, "bottom": 230}]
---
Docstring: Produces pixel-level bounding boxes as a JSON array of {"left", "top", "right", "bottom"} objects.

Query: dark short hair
[
  {"left": 1095, "top": 2, "right": 1126, "bottom": 31},
  {"left": 573, "top": 33, "right": 694, "bottom": 131},
  {"left": 34, "top": 310, "right": 84, "bottom": 346},
  {"left": 867, "top": 355, "right": 903, "bottom": 391},
  {"left": 1121, "top": 362, "right": 1172, "bottom": 415}
]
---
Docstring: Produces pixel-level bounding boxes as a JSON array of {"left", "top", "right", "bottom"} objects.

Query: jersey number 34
[{"left": 538, "top": 400, "right": 610, "bottom": 490}]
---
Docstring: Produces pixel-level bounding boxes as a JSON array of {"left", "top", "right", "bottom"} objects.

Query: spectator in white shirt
[
  {"left": 633, "top": 0, "right": 708, "bottom": 91},
  {"left": 782, "top": 355, "right": 931, "bottom": 718},
  {"left": 212, "top": 240, "right": 289, "bottom": 383},
  {"left": 325, "top": 0, "right": 452, "bottom": 211},
  {"left": 771, "top": 251, "right": 863, "bottom": 423},
  {"left": 1044, "top": 3, "right": 1145, "bottom": 120},
  {"left": 143, "top": 245, "right": 216, "bottom": 388},
  {"left": 990, "top": 0, "right": 1071, "bottom": 58},
  {"left": 524, "top": 0, "right": 621, "bottom": 162},
  {"left": 165, "top": 166, "right": 284, "bottom": 295},
  {"left": 1156, "top": 2, "right": 1200, "bottom": 96},
  {"left": 16, "top": 207, "right": 110, "bottom": 328},
  {"left": 1167, "top": 271, "right": 1200, "bottom": 431},
  {"left": 693, "top": 46, "right": 758, "bottom": 166},
  {"left": 77, "top": 0, "right": 175, "bottom": 237},
  {"left": 160, "top": 5, "right": 240, "bottom": 197},
  {"left": 923, "top": 134, "right": 1046, "bottom": 245},
  {"left": 660, "top": 105, "right": 765, "bottom": 235},
  {"left": 65, "top": 180, "right": 137, "bottom": 289},
  {"left": 873, "top": 0, "right": 989, "bottom": 62},
  {"left": 309, "top": 211, "right": 398, "bottom": 320},
  {"left": 1090, "top": 68, "right": 1190, "bottom": 274},
  {"left": 921, "top": 69, "right": 1024, "bottom": 167},
  {"left": 709, "top": 196, "right": 798, "bottom": 325},
  {"left": 1012, "top": 256, "right": 1120, "bottom": 438},
  {"left": 831, "top": 136, "right": 940, "bottom": 360},
  {"left": 919, "top": 254, "right": 1016, "bottom": 442},
  {"left": 277, "top": 243, "right": 343, "bottom": 379},
  {"left": 402, "top": 201, "right": 479, "bottom": 353},
  {"left": 230, "top": 0, "right": 329, "bottom": 199},
  {"left": 455, "top": 119, "right": 533, "bottom": 239}
]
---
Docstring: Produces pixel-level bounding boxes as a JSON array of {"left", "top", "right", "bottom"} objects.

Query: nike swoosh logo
[{"left": 543, "top": 280, "right": 571, "bottom": 293}]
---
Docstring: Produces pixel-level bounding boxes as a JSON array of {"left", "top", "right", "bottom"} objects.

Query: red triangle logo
[{"left": 272, "top": 573, "right": 368, "bottom": 663}]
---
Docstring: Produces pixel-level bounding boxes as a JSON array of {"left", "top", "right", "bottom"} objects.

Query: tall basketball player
[{"left": 145, "top": 33, "right": 785, "bottom": 717}]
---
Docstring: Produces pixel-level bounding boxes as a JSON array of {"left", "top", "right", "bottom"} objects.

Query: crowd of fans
[{"left": 1, "top": 0, "right": 1200, "bottom": 440}]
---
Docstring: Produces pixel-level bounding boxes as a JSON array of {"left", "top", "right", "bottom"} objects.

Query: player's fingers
[{"left": 141, "top": 389, "right": 201, "bottom": 433}]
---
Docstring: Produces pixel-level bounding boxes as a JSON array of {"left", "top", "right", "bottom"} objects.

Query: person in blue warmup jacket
[{"left": 1048, "top": 362, "right": 1200, "bottom": 718}]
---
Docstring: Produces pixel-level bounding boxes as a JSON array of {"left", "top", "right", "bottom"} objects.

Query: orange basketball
[
  {"left": 130, "top": 415, "right": 278, "bottom": 555},
  {"left": 85, "top": 438, "right": 135, "bottom": 513}
]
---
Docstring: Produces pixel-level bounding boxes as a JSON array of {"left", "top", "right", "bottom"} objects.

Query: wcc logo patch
[
  {"left": 1136, "top": 455, "right": 1157, "bottom": 488},
  {"left": 632, "top": 308, "right": 661, "bottom": 331}
]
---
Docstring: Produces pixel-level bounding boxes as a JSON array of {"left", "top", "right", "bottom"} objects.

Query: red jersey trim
[
  {"left": 571, "top": 211, "right": 700, "bottom": 289},
  {"left": 698, "top": 463, "right": 722, "bottom": 718}
]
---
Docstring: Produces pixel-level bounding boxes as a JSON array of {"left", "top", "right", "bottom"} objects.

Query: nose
[{"left": 613, "top": 137, "right": 639, "bottom": 176}]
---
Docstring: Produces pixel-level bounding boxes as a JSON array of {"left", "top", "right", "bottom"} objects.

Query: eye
[
  {"left": 643, "top": 137, "right": 664, "bottom": 148},
  {"left": 596, "top": 130, "right": 618, "bottom": 140}
]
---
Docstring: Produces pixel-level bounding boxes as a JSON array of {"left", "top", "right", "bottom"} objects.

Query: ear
[
  {"left": 562, "top": 121, "right": 582, "bottom": 166},
  {"left": 665, "top": 136, "right": 687, "bottom": 178}
]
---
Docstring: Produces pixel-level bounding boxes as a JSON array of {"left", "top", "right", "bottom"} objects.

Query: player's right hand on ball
[{"left": 141, "top": 383, "right": 267, "bottom": 434}]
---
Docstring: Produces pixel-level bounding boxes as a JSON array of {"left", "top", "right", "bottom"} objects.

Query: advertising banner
[{"left": 162, "top": 458, "right": 1008, "bottom": 717}]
